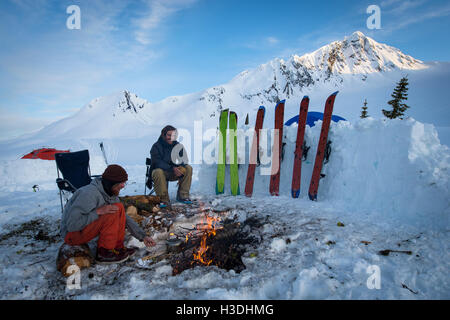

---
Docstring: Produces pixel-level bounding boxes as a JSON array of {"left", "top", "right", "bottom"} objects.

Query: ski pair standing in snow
[
  {"left": 289, "top": 92, "right": 338, "bottom": 200},
  {"left": 245, "top": 101, "right": 290, "bottom": 197},
  {"left": 245, "top": 100, "right": 286, "bottom": 197},
  {"left": 253, "top": 93, "right": 337, "bottom": 200},
  {"left": 149, "top": 125, "right": 193, "bottom": 207},
  {"left": 245, "top": 100, "right": 285, "bottom": 197},
  {"left": 216, "top": 109, "right": 240, "bottom": 196}
]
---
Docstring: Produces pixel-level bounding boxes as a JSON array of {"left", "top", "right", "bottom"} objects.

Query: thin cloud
[
  {"left": 0, "top": 0, "right": 161, "bottom": 120},
  {"left": 394, "top": 5, "right": 450, "bottom": 29},
  {"left": 380, "top": 0, "right": 403, "bottom": 7},
  {"left": 380, "top": 2, "right": 450, "bottom": 31},
  {"left": 383, "top": 0, "right": 427, "bottom": 14},
  {"left": 241, "top": 36, "right": 282, "bottom": 50},
  {"left": 134, "top": 0, "right": 199, "bottom": 45},
  {"left": 8, "top": 0, "right": 49, "bottom": 11},
  {"left": 266, "top": 37, "right": 280, "bottom": 46}
]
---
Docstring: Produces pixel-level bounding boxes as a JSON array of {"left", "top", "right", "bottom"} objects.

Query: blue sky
[{"left": 1, "top": 0, "right": 449, "bottom": 139}]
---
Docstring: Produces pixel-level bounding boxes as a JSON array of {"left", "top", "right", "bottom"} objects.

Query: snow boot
[
  {"left": 117, "top": 246, "right": 137, "bottom": 259},
  {"left": 176, "top": 196, "right": 192, "bottom": 204},
  {"left": 96, "top": 247, "right": 130, "bottom": 265}
]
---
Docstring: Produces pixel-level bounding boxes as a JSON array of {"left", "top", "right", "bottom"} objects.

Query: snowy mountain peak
[
  {"left": 348, "top": 30, "right": 365, "bottom": 40},
  {"left": 293, "top": 31, "right": 426, "bottom": 75},
  {"left": 32, "top": 90, "right": 155, "bottom": 140},
  {"left": 228, "top": 31, "right": 429, "bottom": 104},
  {"left": 83, "top": 90, "right": 150, "bottom": 115},
  {"left": 119, "top": 90, "right": 148, "bottom": 114}
]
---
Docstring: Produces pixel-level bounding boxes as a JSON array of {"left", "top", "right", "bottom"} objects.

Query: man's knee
[
  {"left": 98, "top": 207, "right": 121, "bottom": 222},
  {"left": 152, "top": 168, "right": 165, "bottom": 180},
  {"left": 184, "top": 165, "right": 192, "bottom": 176}
]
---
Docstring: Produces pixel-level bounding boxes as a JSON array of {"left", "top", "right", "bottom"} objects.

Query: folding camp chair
[
  {"left": 55, "top": 149, "right": 100, "bottom": 213},
  {"left": 144, "top": 157, "right": 155, "bottom": 196},
  {"left": 144, "top": 157, "right": 180, "bottom": 199}
]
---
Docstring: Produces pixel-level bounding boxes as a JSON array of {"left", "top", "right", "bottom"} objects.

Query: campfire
[
  {"left": 120, "top": 195, "right": 263, "bottom": 276},
  {"left": 168, "top": 209, "right": 262, "bottom": 276},
  {"left": 186, "top": 212, "right": 222, "bottom": 266}
]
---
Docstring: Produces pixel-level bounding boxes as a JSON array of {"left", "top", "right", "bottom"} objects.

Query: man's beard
[
  {"left": 111, "top": 187, "right": 120, "bottom": 196},
  {"left": 102, "top": 178, "right": 120, "bottom": 196}
]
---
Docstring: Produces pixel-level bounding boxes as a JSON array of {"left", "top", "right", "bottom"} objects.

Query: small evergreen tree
[
  {"left": 382, "top": 76, "right": 410, "bottom": 119},
  {"left": 361, "top": 99, "right": 369, "bottom": 118}
]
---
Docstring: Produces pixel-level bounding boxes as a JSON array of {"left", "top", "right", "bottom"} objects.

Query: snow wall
[
  {"left": 0, "top": 118, "right": 448, "bottom": 229},
  {"left": 197, "top": 117, "right": 450, "bottom": 229}
]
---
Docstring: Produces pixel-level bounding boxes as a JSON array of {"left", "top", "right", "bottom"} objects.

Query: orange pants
[{"left": 64, "top": 203, "right": 126, "bottom": 250}]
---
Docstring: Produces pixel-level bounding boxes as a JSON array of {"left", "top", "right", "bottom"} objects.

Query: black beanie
[{"left": 102, "top": 164, "right": 128, "bottom": 183}]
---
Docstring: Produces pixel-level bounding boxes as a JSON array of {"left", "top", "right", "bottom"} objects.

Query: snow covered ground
[{"left": 0, "top": 118, "right": 448, "bottom": 299}]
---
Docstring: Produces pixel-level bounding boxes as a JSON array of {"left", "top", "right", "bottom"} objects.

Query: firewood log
[
  {"left": 56, "top": 243, "right": 94, "bottom": 277},
  {"left": 126, "top": 205, "right": 144, "bottom": 225},
  {"left": 120, "top": 195, "right": 161, "bottom": 217}
]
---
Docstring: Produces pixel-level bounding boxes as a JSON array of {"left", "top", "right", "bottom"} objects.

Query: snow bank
[
  {"left": 0, "top": 117, "right": 448, "bottom": 229},
  {"left": 197, "top": 118, "right": 450, "bottom": 229},
  {"left": 323, "top": 118, "right": 449, "bottom": 229},
  {"left": 0, "top": 155, "right": 107, "bottom": 192}
]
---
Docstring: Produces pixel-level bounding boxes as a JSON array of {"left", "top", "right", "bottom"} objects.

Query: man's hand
[
  {"left": 96, "top": 204, "right": 119, "bottom": 216},
  {"left": 173, "top": 167, "right": 183, "bottom": 177},
  {"left": 143, "top": 236, "right": 156, "bottom": 247}
]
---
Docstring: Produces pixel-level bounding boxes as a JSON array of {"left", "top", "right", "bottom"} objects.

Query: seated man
[
  {"left": 149, "top": 125, "right": 193, "bottom": 206},
  {"left": 61, "top": 164, "right": 156, "bottom": 264}
]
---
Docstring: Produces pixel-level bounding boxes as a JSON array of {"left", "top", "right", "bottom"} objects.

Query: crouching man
[
  {"left": 149, "top": 125, "right": 193, "bottom": 207},
  {"left": 61, "top": 164, "right": 156, "bottom": 264}
]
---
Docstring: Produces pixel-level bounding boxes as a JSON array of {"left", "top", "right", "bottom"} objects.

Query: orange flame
[{"left": 191, "top": 212, "right": 222, "bottom": 266}]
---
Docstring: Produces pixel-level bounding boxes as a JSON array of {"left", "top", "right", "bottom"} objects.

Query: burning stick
[{"left": 185, "top": 212, "right": 223, "bottom": 266}]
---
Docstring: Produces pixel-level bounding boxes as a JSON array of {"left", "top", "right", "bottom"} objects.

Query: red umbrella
[{"left": 21, "top": 148, "right": 70, "bottom": 160}]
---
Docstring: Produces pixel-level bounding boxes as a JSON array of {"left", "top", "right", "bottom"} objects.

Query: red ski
[
  {"left": 269, "top": 100, "right": 285, "bottom": 196},
  {"left": 291, "top": 96, "right": 310, "bottom": 198},
  {"left": 245, "top": 106, "right": 265, "bottom": 197},
  {"left": 309, "top": 92, "right": 338, "bottom": 201}
]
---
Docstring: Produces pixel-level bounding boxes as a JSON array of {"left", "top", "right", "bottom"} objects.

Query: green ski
[
  {"left": 229, "top": 111, "right": 240, "bottom": 195},
  {"left": 216, "top": 109, "right": 229, "bottom": 194}
]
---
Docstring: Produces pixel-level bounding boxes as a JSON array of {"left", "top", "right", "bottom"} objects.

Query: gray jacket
[{"left": 60, "top": 178, "right": 147, "bottom": 242}]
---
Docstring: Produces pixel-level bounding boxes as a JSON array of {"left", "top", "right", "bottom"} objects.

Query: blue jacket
[{"left": 150, "top": 136, "right": 187, "bottom": 173}]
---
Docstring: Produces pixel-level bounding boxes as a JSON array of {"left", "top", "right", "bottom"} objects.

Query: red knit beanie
[{"left": 102, "top": 164, "right": 128, "bottom": 183}]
